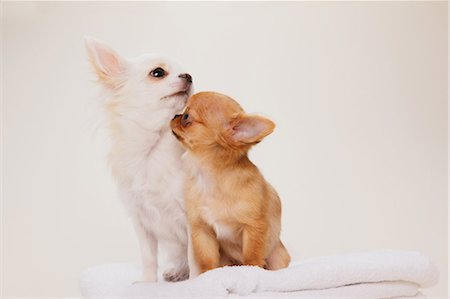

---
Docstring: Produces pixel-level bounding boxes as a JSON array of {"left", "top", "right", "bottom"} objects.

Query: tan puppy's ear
[
  {"left": 229, "top": 114, "right": 275, "bottom": 144},
  {"left": 84, "top": 36, "right": 127, "bottom": 88}
]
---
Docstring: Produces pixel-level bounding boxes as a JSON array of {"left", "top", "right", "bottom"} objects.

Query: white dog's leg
[
  {"left": 161, "top": 240, "right": 189, "bottom": 282},
  {"left": 133, "top": 221, "right": 158, "bottom": 283}
]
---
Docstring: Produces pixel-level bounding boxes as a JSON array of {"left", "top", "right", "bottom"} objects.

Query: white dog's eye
[{"left": 150, "top": 67, "right": 167, "bottom": 78}]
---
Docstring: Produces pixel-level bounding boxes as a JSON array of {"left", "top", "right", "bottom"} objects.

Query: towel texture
[{"left": 79, "top": 250, "right": 438, "bottom": 298}]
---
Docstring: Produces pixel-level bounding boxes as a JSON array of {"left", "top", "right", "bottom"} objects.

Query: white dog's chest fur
[{"left": 114, "top": 128, "right": 187, "bottom": 242}]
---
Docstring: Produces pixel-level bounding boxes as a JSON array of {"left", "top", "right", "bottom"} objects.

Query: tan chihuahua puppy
[{"left": 170, "top": 91, "right": 290, "bottom": 277}]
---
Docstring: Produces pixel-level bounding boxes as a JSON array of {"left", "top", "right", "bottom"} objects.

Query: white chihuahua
[{"left": 85, "top": 37, "right": 192, "bottom": 282}]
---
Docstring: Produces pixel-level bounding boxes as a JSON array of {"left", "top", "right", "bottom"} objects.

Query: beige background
[{"left": 2, "top": 1, "right": 448, "bottom": 297}]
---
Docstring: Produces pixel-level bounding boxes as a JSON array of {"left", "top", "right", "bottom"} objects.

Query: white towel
[{"left": 79, "top": 250, "right": 438, "bottom": 298}]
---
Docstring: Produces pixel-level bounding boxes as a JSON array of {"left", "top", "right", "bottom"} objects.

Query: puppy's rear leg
[
  {"left": 133, "top": 220, "right": 158, "bottom": 282},
  {"left": 266, "top": 240, "right": 291, "bottom": 270}
]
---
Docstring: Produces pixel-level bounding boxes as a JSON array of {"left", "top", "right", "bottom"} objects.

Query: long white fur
[{"left": 85, "top": 37, "right": 191, "bottom": 282}]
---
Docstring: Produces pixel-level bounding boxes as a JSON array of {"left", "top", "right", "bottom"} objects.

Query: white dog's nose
[{"left": 178, "top": 73, "right": 192, "bottom": 84}]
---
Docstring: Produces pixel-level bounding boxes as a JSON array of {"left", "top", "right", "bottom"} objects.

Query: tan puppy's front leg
[
  {"left": 187, "top": 224, "right": 201, "bottom": 279},
  {"left": 191, "top": 223, "right": 220, "bottom": 273},
  {"left": 242, "top": 225, "right": 267, "bottom": 268}
]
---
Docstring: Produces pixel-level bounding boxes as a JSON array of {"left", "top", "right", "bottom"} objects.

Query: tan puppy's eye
[
  {"left": 181, "top": 113, "right": 192, "bottom": 127},
  {"left": 149, "top": 67, "right": 167, "bottom": 78}
]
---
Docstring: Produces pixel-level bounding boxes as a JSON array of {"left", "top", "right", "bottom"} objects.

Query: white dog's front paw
[{"left": 163, "top": 267, "right": 189, "bottom": 282}]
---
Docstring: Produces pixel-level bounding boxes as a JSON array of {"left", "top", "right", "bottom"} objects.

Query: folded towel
[{"left": 79, "top": 250, "right": 438, "bottom": 298}]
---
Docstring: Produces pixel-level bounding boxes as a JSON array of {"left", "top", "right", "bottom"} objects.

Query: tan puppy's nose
[{"left": 178, "top": 73, "right": 193, "bottom": 83}]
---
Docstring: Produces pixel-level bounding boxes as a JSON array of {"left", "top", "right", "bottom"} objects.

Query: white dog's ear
[
  {"left": 228, "top": 114, "right": 275, "bottom": 144},
  {"left": 84, "top": 36, "right": 127, "bottom": 88}
]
